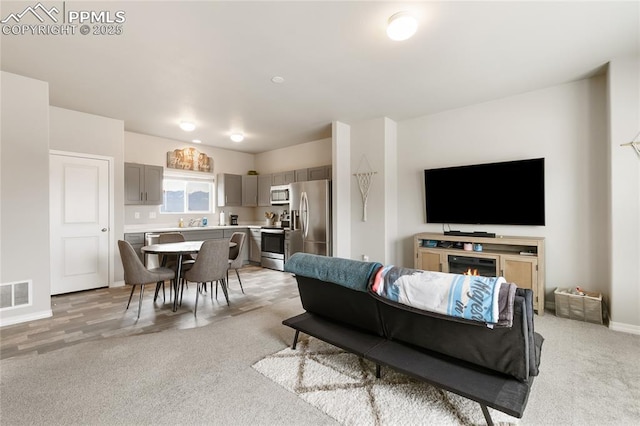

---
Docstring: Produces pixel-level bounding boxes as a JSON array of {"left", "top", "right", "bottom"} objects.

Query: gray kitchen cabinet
[
  {"left": 217, "top": 173, "right": 242, "bottom": 207},
  {"left": 249, "top": 228, "right": 261, "bottom": 264},
  {"left": 272, "top": 171, "right": 295, "bottom": 186},
  {"left": 182, "top": 229, "right": 224, "bottom": 241},
  {"left": 258, "top": 174, "right": 272, "bottom": 206},
  {"left": 295, "top": 168, "right": 308, "bottom": 182},
  {"left": 308, "top": 165, "right": 331, "bottom": 181},
  {"left": 124, "top": 232, "right": 145, "bottom": 262},
  {"left": 242, "top": 175, "right": 258, "bottom": 206},
  {"left": 124, "top": 163, "right": 164, "bottom": 205}
]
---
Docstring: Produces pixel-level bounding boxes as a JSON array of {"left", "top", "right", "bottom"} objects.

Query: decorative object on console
[{"left": 166, "top": 147, "right": 212, "bottom": 172}]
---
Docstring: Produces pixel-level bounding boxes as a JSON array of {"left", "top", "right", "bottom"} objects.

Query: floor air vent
[{"left": 0, "top": 280, "right": 32, "bottom": 309}]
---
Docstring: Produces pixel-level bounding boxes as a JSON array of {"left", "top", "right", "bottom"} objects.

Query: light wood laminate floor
[{"left": 0, "top": 265, "right": 298, "bottom": 360}]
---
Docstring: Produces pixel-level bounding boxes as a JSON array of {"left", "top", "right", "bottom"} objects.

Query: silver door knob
[{"left": 101, "top": 228, "right": 108, "bottom": 232}]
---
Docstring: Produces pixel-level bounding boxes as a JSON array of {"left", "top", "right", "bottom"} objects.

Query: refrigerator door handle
[{"left": 301, "top": 191, "right": 309, "bottom": 239}]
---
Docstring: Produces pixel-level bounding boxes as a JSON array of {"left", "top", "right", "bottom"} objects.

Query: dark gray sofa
[{"left": 282, "top": 253, "right": 543, "bottom": 425}]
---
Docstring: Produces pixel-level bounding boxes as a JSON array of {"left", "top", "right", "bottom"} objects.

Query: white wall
[
  {"left": 0, "top": 72, "right": 52, "bottom": 325},
  {"left": 607, "top": 56, "right": 640, "bottom": 332},
  {"left": 124, "top": 131, "right": 257, "bottom": 225},
  {"left": 394, "top": 77, "right": 609, "bottom": 308},
  {"left": 49, "top": 107, "right": 125, "bottom": 282},
  {"left": 348, "top": 118, "right": 399, "bottom": 264},
  {"left": 332, "top": 122, "right": 351, "bottom": 258},
  {"left": 254, "top": 138, "right": 332, "bottom": 174}
]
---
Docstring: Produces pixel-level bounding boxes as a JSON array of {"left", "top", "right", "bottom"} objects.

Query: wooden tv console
[{"left": 414, "top": 232, "right": 545, "bottom": 314}]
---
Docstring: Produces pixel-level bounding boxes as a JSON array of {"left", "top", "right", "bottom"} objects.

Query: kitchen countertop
[{"left": 124, "top": 223, "right": 263, "bottom": 234}]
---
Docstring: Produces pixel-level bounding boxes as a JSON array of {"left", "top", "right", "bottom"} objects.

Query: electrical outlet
[
  {"left": 362, "top": 255, "right": 369, "bottom": 262},
  {"left": 134, "top": 212, "right": 140, "bottom": 219},
  {"left": 149, "top": 212, "right": 156, "bottom": 219}
]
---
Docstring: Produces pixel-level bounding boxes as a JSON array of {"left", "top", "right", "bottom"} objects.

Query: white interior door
[{"left": 50, "top": 154, "right": 109, "bottom": 295}]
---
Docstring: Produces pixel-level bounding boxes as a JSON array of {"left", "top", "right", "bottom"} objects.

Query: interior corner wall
[
  {"left": 49, "top": 107, "right": 125, "bottom": 283},
  {"left": 0, "top": 72, "right": 52, "bottom": 325},
  {"left": 397, "top": 77, "right": 610, "bottom": 309},
  {"left": 607, "top": 56, "right": 640, "bottom": 332},
  {"left": 332, "top": 121, "right": 351, "bottom": 258},
  {"left": 383, "top": 118, "right": 399, "bottom": 265},
  {"left": 349, "top": 117, "right": 397, "bottom": 264}
]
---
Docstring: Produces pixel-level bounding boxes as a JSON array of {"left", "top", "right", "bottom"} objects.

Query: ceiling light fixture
[
  {"left": 230, "top": 133, "right": 244, "bottom": 143},
  {"left": 192, "top": 139, "right": 201, "bottom": 144},
  {"left": 271, "top": 76, "right": 285, "bottom": 84},
  {"left": 386, "top": 11, "right": 418, "bottom": 41},
  {"left": 179, "top": 121, "right": 196, "bottom": 131}
]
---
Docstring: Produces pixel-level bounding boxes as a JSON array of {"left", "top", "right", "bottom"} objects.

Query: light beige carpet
[{"left": 253, "top": 336, "right": 519, "bottom": 426}]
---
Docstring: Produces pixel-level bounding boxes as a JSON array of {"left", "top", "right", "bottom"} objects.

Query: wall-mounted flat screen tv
[{"left": 424, "top": 158, "right": 545, "bottom": 226}]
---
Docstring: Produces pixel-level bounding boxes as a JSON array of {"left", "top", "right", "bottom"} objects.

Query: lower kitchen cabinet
[
  {"left": 249, "top": 228, "right": 261, "bottom": 264},
  {"left": 124, "top": 233, "right": 145, "bottom": 262}
]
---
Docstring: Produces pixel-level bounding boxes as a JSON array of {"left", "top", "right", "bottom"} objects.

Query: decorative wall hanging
[
  {"left": 353, "top": 155, "right": 377, "bottom": 222},
  {"left": 620, "top": 131, "right": 640, "bottom": 159},
  {"left": 167, "top": 147, "right": 212, "bottom": 172}
]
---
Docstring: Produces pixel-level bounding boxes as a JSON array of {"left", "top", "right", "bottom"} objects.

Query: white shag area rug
[{"left": 253, "top": 337, "right": 519, "bottom": 426}]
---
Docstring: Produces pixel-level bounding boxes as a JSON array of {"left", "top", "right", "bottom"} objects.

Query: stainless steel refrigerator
[{"left": 288, "top": 179, "right": 331, "bottom": 256}]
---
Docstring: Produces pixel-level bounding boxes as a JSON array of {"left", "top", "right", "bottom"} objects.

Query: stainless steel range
[{"left": 260, "top": 226, "right": 301, "bottom": 271}]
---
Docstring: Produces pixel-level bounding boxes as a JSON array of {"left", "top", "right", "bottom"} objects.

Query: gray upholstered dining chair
[
  {"left": 118, "top": 240, "right": 175, "bottom": 319},
  {"left": 183, "top": 239, "right": 230, "bottom": 315},
  {"left": 158, "top": 232, "right": 196, "bottom": 267},
  {"left": 227, "top": 232, "right": 246, "bottom": 294}
]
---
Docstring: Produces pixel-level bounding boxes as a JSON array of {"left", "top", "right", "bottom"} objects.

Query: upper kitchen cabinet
[
  {"left": 295, "top": 168, "right": 308, "bottom": 182},
  {"left": 242, "top": 175, "right": 258, "bottom": 207},
  {"left": 308, "top": 165, "right": 331, "bottom": 181},
  {"left": 124, "top": 163, "right": 163, "bottom": 205},
  {"left": 217, "top": 173, "right": 242, "bottom": 207},
  {"left": 272, "top": 170, "right": 295, "bottom": 186},
  {"left": 258, "top": 174, "right": 272, "bottom": 206}
]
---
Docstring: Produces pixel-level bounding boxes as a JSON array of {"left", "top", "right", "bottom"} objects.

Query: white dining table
[{"left": 141, "top": 240, "right": 236, "bottom": 312}]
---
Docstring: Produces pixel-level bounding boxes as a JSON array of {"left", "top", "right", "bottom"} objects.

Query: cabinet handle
[
  {"left": 140, "top": 192, "right": 143, "bottom": 201},
  {"left": 145, "top": 192, "right": 148, "bottom": 201}
]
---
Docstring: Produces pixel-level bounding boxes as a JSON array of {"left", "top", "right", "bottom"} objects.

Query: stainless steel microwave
[{"left": 270, "top": 185, "right": 290, "bottom": 205}]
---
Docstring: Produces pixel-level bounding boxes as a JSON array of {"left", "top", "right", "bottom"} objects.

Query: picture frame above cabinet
[{"left": 125, "top": 163, "right": 163, "bottom": 205}]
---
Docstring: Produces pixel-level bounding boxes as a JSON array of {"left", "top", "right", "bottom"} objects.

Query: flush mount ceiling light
[
  {"left": 179, "top": 121, "right": 196, "bottom": 132},
  {"left": 192, "top": 139, "right": 201, "bottom": 144},
  {"left": 230, "top": 133, "right": 244, "bottom": 143},
  {"left": 386, "top": 11, "right": 418, "bottom": 41},
  {"left": 271, "top": 76, "right": 285, "bottom": 84}
]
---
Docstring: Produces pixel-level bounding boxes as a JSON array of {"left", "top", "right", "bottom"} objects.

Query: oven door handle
[{"left": 261, "top": 229, "right": 285, "bottom": 234}]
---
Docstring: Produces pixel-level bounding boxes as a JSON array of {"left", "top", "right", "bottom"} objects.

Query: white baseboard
[
  {"left": 609, "top": 321, "right": 640, "bottom": 335},
  {"left": 112, "top": 280, "right": 125, "bottom": 287},
  {"left": 0, "top": 309, "right": 52, "bottom": 327}
]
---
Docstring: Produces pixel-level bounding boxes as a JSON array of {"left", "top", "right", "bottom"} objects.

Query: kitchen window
[{"left": 160, "top": 178, "right": 213, "bottom": 214}]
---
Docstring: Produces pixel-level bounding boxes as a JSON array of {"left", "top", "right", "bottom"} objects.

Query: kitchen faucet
[{"left": 188, "top": 218, "right": 201, "bottom": 227}]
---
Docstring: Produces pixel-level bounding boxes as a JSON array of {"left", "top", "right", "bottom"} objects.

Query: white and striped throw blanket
[{"left": 371, "top": 266, "right": 516, "bottom": 327}]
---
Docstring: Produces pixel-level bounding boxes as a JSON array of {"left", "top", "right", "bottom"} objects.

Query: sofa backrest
[{"left": 286, "top": 253, "right": 385, "bottom": 336}]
